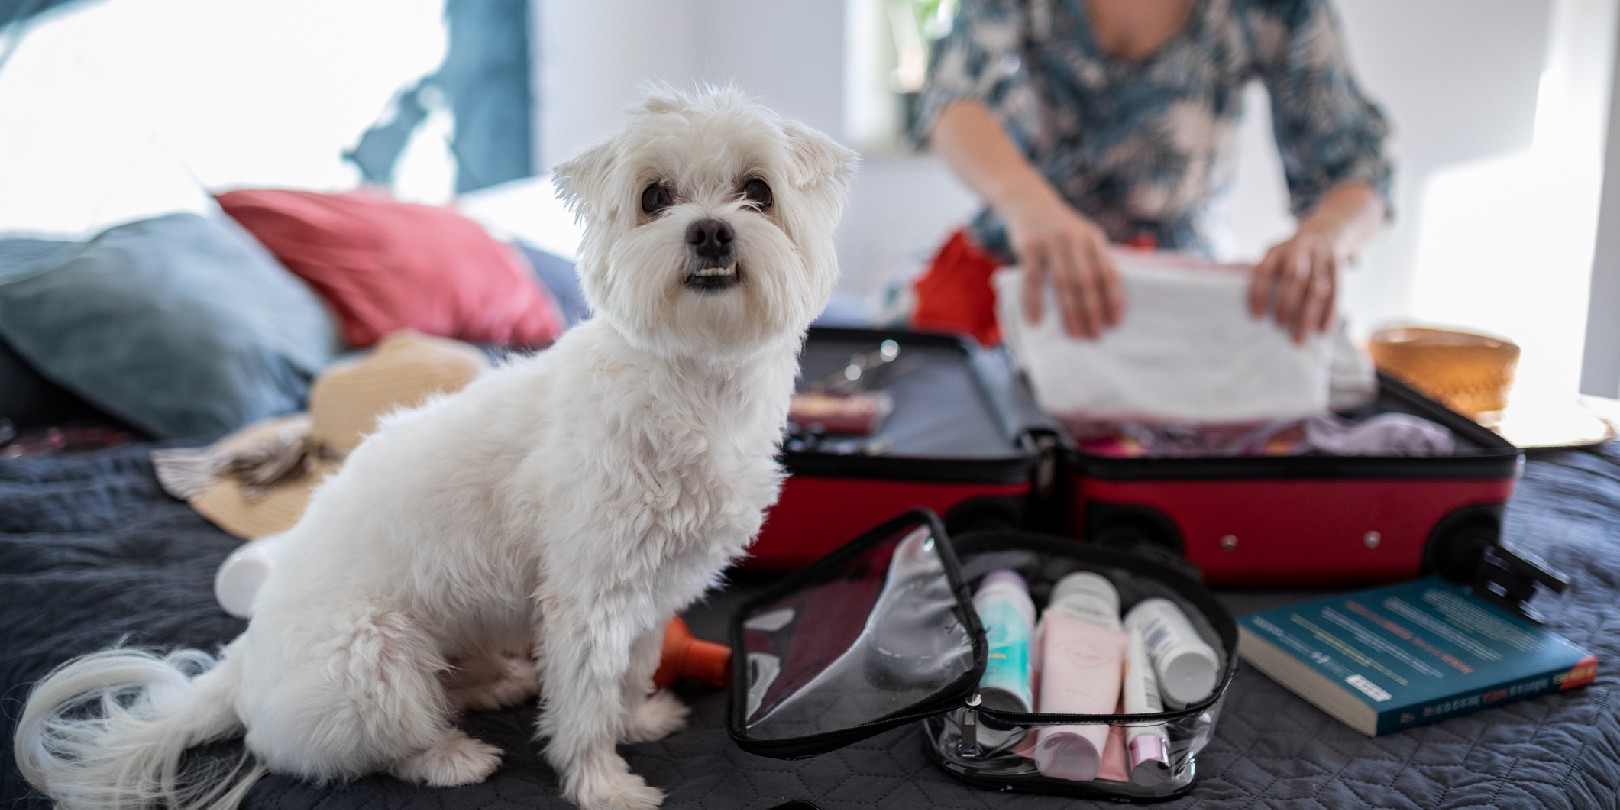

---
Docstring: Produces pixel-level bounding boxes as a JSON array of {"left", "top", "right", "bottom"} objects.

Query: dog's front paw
[
  {"left": 567, "top": 765, "right": 664, "bottom": 810},
  {"left": 622, "top": 690, "right": 689, "bottom": 743}
]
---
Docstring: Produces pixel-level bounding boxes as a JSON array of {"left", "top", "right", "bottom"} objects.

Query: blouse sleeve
[
  {"left": 910, "top": 0, "right": 1032, "bottom": 145},
  {"left": 1254, "top": 0, "right": 1395, "bottom": 219}
]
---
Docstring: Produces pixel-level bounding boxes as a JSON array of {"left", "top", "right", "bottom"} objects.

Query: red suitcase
[
  {"left": 746, "top": 327, "right": 1061, "bottom": 570},
  {"left": 1066, "top": 375, "right": 1524, "bottom": 588}
]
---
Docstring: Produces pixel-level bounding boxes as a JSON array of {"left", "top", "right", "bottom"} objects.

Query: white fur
[{"left": 14, "top": 84, "right": 856, "bottom": 810}]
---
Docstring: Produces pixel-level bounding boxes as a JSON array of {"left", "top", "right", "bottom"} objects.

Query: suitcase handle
[{"left": 1473, "top": 544, "right": 1570, "bottom": 624}]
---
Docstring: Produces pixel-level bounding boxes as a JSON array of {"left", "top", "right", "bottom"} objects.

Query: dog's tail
[{"left": 13, "top": 641, "right": 267, "bottom": 810}]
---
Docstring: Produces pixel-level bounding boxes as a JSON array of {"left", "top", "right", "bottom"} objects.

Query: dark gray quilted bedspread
[{"left": 2, "top": 443, "right": 1616, "bottom": 809}]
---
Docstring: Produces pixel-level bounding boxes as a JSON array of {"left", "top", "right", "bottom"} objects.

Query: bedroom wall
[
  {"left": 535, "top": 0, "right": 1618, "bottom": 404},
  {"left": 1582, "top": 15, "right": 1620, "bottom": 399}
]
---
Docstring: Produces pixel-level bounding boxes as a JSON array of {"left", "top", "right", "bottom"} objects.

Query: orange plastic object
[{"left": 652, "top": 617, "right": 732, "bottom": 688}]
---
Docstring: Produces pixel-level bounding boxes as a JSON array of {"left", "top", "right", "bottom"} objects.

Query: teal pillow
[{"left": 0, "top": 213, "right": 342, "bottom": 439}]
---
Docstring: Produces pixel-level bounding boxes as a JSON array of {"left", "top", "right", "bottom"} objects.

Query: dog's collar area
[{"left": 683, "top": 264, "right": 742, "bottom": 292}]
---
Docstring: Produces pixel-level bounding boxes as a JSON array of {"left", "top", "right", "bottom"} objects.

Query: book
[{"left": 1237, "top": 576, "right": 1597, "bottom": 736}]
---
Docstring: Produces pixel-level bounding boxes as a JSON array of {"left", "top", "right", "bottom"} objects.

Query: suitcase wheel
[
  {"left": 1085, "top": 503, "right": 1183, "bottom": 554},
  {"left": 944, "top": 498, "right": 1023, "bottom": 534},
  {"left": 1423, "top": 506, "right": 1503, "bottom": 583}
]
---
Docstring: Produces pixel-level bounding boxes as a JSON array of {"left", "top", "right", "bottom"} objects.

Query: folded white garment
[{"left": 994, "top": 251, "right": 1361, "bottom": 424}]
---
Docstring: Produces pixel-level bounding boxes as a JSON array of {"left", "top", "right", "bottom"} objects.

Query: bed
[{"left": 2, "top": 431, "right": 1616, "bottom": 809}]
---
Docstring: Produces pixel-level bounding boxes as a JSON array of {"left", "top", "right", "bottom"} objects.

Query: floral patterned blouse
[{"left": 915, "top": 0, "right": 1394, "bottom": 259}]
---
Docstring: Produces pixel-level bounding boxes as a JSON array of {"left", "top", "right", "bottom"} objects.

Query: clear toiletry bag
[{"left": 727, "top": 509, "right": 1238, "bottom": 801}]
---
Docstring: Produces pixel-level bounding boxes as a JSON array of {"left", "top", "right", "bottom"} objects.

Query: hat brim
[
  {"left": 189, "top": 459, "right": 341, "bottom": 540},
  {"left": 175, "top": 414, "right": 336, "bottom": 540}
]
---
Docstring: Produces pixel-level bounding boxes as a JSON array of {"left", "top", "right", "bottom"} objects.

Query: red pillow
[{"left": 216, "top": 188, "right": 563, "bottom": 349}]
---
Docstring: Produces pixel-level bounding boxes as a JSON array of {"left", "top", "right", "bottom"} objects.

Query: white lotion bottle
[
  {"left": 1123, "top": 597, "right": 1220, "bottom": 707},
  {"left": 213, "top": 532, "right": 291, "bottom": 619},
  {"left": 1033, "top": 571, "right": 1127, "bottom": 781}
]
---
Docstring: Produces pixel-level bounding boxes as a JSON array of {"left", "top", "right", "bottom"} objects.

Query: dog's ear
[
  {"left": 552, "top": 137, "right": 618, "bottom": 222},
  {"left": 780, "top": 120, "right": 858, "bottom": 197}
]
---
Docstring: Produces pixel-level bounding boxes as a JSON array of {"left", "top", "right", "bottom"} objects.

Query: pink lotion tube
[
  {"left": 1123, "top": 625, "right": 1172, "bottom": 786},
  {"left": 1033, "top": 572, "right": 1127, "bottom": 781}
]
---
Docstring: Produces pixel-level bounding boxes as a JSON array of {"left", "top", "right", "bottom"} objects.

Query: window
[{"left": 844, "top": 0, "right": 958, "bottom": 152}]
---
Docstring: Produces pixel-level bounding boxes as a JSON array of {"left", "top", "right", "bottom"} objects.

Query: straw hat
[{"left": 153, "top": 330, "right": 490, "bottom": 539}]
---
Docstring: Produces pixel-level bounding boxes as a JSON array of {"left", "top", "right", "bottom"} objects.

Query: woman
[{"left": 911, "top": 0, "right": 1392, "bottom": 346}]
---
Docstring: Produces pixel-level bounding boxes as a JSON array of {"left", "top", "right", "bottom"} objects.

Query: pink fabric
[{"left": 217, "top": 188, "right": 564, "bottom": 349}]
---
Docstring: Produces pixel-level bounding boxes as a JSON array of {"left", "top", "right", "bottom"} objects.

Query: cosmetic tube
[
  {"left": 1123, "top": 626, "right": 1172, "bottom": 786},
  {"left": 974, "top": 570, "right": 1036, "bottom": 713},
  {"left": 1123, "top": 598, "right": 1219, "bottom": 707},
  {"left": 1033, "top": 572, "right": 1127, "bottom": 781}
]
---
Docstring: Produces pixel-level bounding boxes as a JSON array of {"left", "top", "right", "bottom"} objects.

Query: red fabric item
[
  {"left": 216, "top": 188, "right": 564, "bottom": 349},
  {"left": 910, "top": 228, "right": 1004, "bottom": 346}
]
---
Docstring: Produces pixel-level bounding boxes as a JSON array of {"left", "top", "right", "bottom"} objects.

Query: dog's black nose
[{"left": 686, "top": 218, "right": 735, "bottom": 261}]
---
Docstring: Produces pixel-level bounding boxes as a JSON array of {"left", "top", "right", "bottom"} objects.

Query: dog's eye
[
  {"left": 741, "top": 178, "right": 773, "bottom": 209},
  {"left": 641, "top": 182, "right": 674, "bottom": 214}
]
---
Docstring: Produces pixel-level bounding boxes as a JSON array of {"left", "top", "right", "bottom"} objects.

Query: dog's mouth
[{"left": 682, "top": 263, "right": 742, "bottom": 293}]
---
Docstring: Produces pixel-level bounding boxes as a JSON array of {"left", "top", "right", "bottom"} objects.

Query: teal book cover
[{"left": 1237, "top": 577, "right": 1597, "bottom": 736}]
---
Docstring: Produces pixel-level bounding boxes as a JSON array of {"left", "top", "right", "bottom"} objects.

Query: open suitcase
[
  {"left": 729, "top": 509, "right": 1239, "bottom": 801},
  {"left": 747, "top": 328, "right": 1061, "bottom": 570},
  {"left": 750, "top": 327, "right": 1530, "bottom": 596},
  {"left": 1067, "top": 375, "right": 1524, "bottom": 588}
]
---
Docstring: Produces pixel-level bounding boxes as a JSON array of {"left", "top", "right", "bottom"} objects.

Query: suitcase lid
[
  {"left": 786, "top": 328, "right": 1060, "bottom": 484},
  {"left": 726, "top": 509, "right": 987, "bottom": 758}
]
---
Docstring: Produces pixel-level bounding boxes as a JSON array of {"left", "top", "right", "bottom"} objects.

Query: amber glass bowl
[{"left": 1367, "top": 326, "right": 1520, "bottom": 420}]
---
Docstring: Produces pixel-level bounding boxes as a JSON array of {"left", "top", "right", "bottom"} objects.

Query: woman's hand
[
  {"left": 1248, "top": 226, "right": 1339, "bottom": 344},
  {"left": 1249, "top": 181, "right": 1387, "bottom": 344},
  {"left": 1002, "top": 189, "right": 1125, "bottom": 340},
  {"left": 928, "top": 101, "right": 1124, "bottom": 340}
]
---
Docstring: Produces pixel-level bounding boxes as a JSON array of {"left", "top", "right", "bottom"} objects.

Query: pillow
[
  {"left": 511, "top": 240, "right": 591, "bottom": 327},
  {"left": 216, "top": 188, "right": 564, "bottom": 348},
  {"left": 0, "top": 213, "right": 342, "bottom": 439}
]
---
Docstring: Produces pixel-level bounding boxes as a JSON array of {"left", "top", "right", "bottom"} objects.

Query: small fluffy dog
[{"left": 15, "top": 85, "right": 855, "bottom": 810}]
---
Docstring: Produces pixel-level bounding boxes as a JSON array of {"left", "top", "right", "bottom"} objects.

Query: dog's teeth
[{"left": 693, "top": 266, "right": 737, "bottom": 277}]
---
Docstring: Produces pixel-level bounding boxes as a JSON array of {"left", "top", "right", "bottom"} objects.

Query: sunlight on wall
[
  {"left": 1408, "top": 0, "right": 1615, "bottom": 405},
  {"left": 0, "top": 0, "right": 446, "bottom": 236}
]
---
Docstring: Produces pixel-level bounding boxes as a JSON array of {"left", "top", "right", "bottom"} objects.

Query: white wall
[
  {"left": 537, "top": 0, "right": 843, "bottom": 169},
  {"left": 1582, "top": 10, "right": 1620, "bottom": 398},
  {"left": 535, "top": 0, "right": 699, "bottom": 171}
]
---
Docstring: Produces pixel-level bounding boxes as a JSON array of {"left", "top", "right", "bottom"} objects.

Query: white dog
[{"left": 15, "top": 85, "right": 855, "bottom": 810}]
